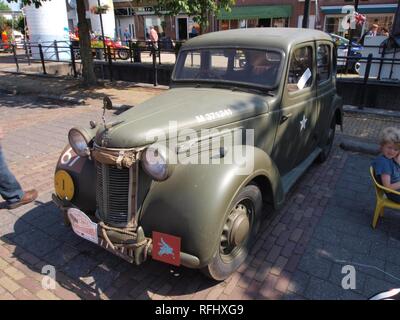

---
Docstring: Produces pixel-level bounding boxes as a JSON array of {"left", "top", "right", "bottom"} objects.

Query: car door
[
  {"left": 271, "top": 43, "right": 317, "bottom": 175},
  {"left": 315, "top": 41, "right": 335, "bottom": 143}
]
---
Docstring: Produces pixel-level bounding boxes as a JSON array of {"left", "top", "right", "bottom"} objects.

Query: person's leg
[
  {"left": 0, "top": 147, "right": 24, "bottom": 205},
  {"left": 386, "top": 192, "right": 400, "bottom": 203}
]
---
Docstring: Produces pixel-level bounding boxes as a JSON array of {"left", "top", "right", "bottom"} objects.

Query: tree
[
  {"left": 0, "top": 16, "right": 12, "bottom": 33},
  {"left": 153, "top": 0, "right": 235, "bottom": 34},
  {"left": 0, "top": 1, "right": 11, "bottom": 10},
  {"left": 6, "top": 0, "right": 97, "bottom": 86}
]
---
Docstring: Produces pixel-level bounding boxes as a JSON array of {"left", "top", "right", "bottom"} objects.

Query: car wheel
[
  {"left": 317, "top": 117, "right": 336, "bottom": 163},
  {"left": 117, "top": 49, "right": 129, "bottom": 60},
  {"left": 202, "top": 184, "right": 262, "bottom": 281}
]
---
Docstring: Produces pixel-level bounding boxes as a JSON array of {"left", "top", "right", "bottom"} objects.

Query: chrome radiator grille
[{"left": 96, "top": 162, "right": 134, "bottom": 226}]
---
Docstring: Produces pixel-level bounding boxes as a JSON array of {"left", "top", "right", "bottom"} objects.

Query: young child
[{"left": 372, "top": 127, "right": 400, "bottom": 203}]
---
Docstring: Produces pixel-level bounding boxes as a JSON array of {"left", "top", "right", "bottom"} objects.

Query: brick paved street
[{"left": 1, "top": 91, "right": 400, "bottom": 300}]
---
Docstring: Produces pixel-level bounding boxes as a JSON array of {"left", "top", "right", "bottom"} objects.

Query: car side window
[
  {"left": 317, "top": 44, "right": 331, "bottom": 83},
  {"left": 287, "top": 46, "right": 313, "bottom": 93}
]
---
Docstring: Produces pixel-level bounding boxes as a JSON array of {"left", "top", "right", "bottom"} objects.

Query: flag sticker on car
[{"left": 152, "top": 231, "right": 181, "bottom": 266}]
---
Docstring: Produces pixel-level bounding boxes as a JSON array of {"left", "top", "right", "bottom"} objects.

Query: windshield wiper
[{"left": 230, "top": 86, "right": 274, "bottom": 96}]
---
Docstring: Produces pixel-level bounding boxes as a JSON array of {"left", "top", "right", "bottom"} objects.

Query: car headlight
[
  {"left": 141, "top": 146, "right": 170, "bottom": 181},
  {"left": 68, "top": 128, "right": 91, "bottom": 157}
]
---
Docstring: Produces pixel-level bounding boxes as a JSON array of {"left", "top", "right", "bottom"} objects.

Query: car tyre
[
  {"left": 202, "top": 184, "right": 262, "bottom": 281},
  {"left": 317, "top": 117, "right": 336, "bottom": 163},
  {"left": 117, "top": 49, "right": 129, "bottom": 60}
]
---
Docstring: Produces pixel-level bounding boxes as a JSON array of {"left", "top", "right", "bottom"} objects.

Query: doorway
[
  {"left": 177, "top": 18, "right": 188, "bottom": 40},
  {"left": 258, "top": 18, "right": 271, "bottom": 27}
]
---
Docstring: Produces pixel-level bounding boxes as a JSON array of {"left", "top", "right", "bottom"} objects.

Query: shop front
[
  {"left": 217, "top": 5, "right": 292, "bottom": 30},
  {"left": 321, "top": 3, "right": 397, "bottom": 39},
  {"left": 113, "top": 1, "right": 175, "bottom": 40}
]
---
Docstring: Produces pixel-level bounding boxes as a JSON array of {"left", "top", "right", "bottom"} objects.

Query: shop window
[
  {"left": 220, "top": 20, "right": 229, "bottom": 31},
  {"left": 317, "top": 44, "right": 330, "bottom": 83},
  {"left": 287, "top": 46, "right": 313, "bottom": 92},
  {"left": 144, "top": 16, "right": 165, "bottom": 39},
  {"left": 258, "top": 18, "right": 271, "bottom": 27},
  {"left": 230, "top": 20, "right": 239, "bottom": 29},
  {"left": 272, "top": 18, "right": 289, "bottom": 28},
  {"left": 247, "top": 19, "right": 258, "bottom": 28},
  {"left": 364, "top": 15, "right": 394, "bottom": 35}
]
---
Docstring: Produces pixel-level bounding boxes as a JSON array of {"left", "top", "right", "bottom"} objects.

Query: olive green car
[{"left": 53, "top": 28, "right": 343, "bottom": 281}]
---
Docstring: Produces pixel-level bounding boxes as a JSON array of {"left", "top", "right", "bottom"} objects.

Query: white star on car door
[{"left": 300, "top": 115, "right": 308, "bottom": 131}]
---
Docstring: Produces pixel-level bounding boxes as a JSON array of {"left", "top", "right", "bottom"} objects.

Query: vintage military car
[{"left": 53, "top": 28, "right": 343, "bottom": 280}]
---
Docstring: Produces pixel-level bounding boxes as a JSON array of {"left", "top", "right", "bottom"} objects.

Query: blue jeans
[{"left": 0, "top": 147, "right": 23, "bottom": 204}]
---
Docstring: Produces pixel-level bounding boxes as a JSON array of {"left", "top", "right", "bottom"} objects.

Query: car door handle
[{"left": 280, "top": 113, "right": 293, "bottom": 124}]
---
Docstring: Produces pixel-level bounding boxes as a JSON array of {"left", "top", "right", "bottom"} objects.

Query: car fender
[
  {"left": 55, "top": 144, "right": 97, "bottom": 214},
  {"left": 139, "top": 146, "right": 283, "bottom": 267},
  {"left": 331, "top": 94, "right": 343, "bottom": 128}
]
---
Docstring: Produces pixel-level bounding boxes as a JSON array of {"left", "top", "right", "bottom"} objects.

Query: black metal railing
[
  {"left": 4, "top": 39, "right": 400, "bottom": 88},
  {"left": 3, "top": 39, "right": 184, "bottom": 85}
]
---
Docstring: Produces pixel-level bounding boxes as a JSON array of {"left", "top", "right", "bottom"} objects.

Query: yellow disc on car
[{"left": 54, "top": 170, "right": 75, "bottom": 200}]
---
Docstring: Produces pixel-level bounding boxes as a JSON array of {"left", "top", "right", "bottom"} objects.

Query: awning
[
  {"left": 320, "top": 4, "right": 398, "bottom": 15},
  {"left": 217, "top": 5, "right": 292, "bottom": 20}
]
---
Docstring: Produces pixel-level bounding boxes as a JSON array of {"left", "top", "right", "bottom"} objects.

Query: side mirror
[{"left": 103, "top": 96, "right": 113, "bottom": 110}]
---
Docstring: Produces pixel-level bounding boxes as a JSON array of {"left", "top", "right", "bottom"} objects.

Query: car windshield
[
  {"left": 173, "top": 48, "right": 283, "bottom": 89},
  {"left": 331, "top": 34, "right": 349, "bottom": 46}
]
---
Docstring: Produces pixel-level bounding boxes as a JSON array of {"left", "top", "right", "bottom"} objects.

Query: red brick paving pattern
[{"left": 0, "top": 92, "right": 393, "bottom": 299}]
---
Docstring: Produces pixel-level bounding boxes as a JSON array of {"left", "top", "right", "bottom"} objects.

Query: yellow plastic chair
[{"left": 370, "top": 166, "right": 400, "bottom": 228}]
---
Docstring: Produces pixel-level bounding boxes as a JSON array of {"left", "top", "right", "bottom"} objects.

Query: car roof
[{"left": 182, "top": 28, "right": 332, "bottom": 52}]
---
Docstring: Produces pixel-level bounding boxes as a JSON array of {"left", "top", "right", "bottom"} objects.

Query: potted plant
[{"left": 90, "top": 4, "right": 109, "bottom": 14}]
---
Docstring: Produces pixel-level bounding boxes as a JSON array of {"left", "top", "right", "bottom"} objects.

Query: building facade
[
  {"left": 113, "top": 0, "right": 215, "bottom": 41},
  {"left": 217, "top": 0, "right": 398, "bottom": 40},
  {"left": 66, "top": 0, "right": 398, "bottom": 41},
  {"left": 320, "top": 0, "right": 397, "bottom": 38}
]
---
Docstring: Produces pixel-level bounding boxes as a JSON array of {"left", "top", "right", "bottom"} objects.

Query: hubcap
[{"left": 221, "top": 202, "right": 251, "bottom": 256}]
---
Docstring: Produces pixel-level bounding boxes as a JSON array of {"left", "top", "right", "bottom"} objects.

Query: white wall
[
  {"left": 88, "top": 0, "right": 116, "bottom": 38},
  {"left": 24, "top": 0, "right": 70, "bottom": 60}
]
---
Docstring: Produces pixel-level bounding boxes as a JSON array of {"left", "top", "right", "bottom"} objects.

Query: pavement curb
[
  {"left": 344, "top": 105, "right": 400, "bottom": 120},
  {"left": 339, "top": 137, "right": 379, "bottom": 156}
]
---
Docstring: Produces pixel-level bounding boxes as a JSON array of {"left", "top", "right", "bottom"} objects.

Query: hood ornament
[
  {"left": 101, "top": 97, "right": 113, "bottom": 147},
  {"left": 102, "top": 96, "right": 113, "bottom": 128},
  {"left": 101, "top": 97, "right": 124, "bottom": 147}
]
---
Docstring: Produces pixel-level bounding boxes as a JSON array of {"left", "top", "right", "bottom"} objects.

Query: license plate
[{"left": 67, "top": 208, "right": 99, "bottom": 244}]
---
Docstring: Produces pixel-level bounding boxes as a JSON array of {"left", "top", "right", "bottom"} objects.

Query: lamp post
[
  {"left": 392, "top": 0, "right": 400, "bottom": 36},
  {"left": 97, "top": 0, "right": 106, "bottom": 53},
  {"left": 344, "top": 0, "right": 359, "bottom": 74},
  {"left": 302, "top": 0, "right": 310, "bottom": 28}
]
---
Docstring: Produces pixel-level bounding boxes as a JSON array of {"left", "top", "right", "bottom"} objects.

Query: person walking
[
  {"left": 149, "top": 25, "right": 159, "bottom": 57},
  {"left": 123, "top": 28, "right": 131, "bottom": 45},
  {"left": 0, "top": 127, "right": 37, "bottom": 209}
]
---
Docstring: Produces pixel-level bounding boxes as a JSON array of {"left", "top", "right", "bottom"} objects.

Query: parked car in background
[
  {"left": 330, "top": 33, "right": 363, "bottom": 73},
  {"left": 13, "top": 30, "right": 25, "bottom": 49},
  {"left": 70, "top": 33, "right": 130, "bottom": 60},
  {"left": 92, "top": 35, "right": 130, "bottom": 60}
]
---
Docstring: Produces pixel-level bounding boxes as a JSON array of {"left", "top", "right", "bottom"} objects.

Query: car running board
[{"left": 281, "top": 147, "right": 322, "bottom": 194}]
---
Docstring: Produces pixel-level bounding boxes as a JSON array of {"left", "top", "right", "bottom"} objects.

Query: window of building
[
  {"left": 317, "top": 44, "right": 330, "bottom": 83},
  {"left": 272, "top": 17, "right": 289, "bottom": 28},
  {"left": 258, "top": 18, "right": 271, "bottom": 27},
  {"left": 144, "top": 16, "right": 165, "bottom": 39},
  {"left": 220, "top": 20, "right": 229, "bottom": 30},
  {"left": 230, "top": 20, "right": 239, "bottom": 29},
  {"left": 287, "top": 46, "right": 313, "bottom": 92},
  {"left": 247, "top": 19, "right": 258, "bottom": 28},
  {"left": 364, "top": 15, "right": 394, "bottom": 34}
]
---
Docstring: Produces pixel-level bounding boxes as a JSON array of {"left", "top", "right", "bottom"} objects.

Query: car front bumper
[{"left": 52, "top": 193, "right": 201, "bottom": 269}]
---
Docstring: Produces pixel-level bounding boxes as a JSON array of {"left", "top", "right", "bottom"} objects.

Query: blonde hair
[{"left": 380, "top": 127, "right": 400, "bottom": 146}]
